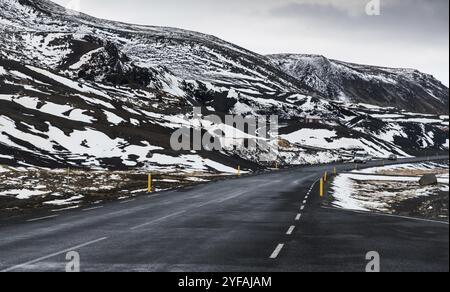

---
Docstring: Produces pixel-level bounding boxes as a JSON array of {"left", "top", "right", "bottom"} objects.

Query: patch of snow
[
  {"left": 0, "top": 154, "right": 14, "bottom": 160},
  {"left": 344, "top": 173, "right": 443, "bottom": 183},
  {"left": 330, "top": 174, "right": 366, "bottom": 211},
  {"left": 330, "top": 172, "right": 442, "bottom": 212},
  {"left": 157, "top": 179, "right": 179, "bottom": 183},
  {"left": 185, "top": 177, "right": 209, "bottom": 182},
  {"left": 0, "top": 94, "right": 13, "bottom": 102},
  {"left": 76, "top": 94, "right": 115, "bottom": 109},
  {"left": 69, "top": 48, "right": 104, "bottom": 70},
  {"left": 10, "top": 70, "right": 33, "bottom": 80},
  {"left": 26, "top": 65, "right": 110, "bottom": 98},
  {"left": 8, "top": 96, "right": 95, "bottom": 123},
  {"left": 0, "top": 66, "right": 8, "bottom": 75},
  {"left": 44, "top": 195, "right": 84, "bottom": 206},
  {"left": 282, "top": 129, "right": 337, "bottom": 146},
  {"left": 147, "top": 154, "right": 237, "bottom": 173},
  {"left": 0, "top": 189, "right": 47, "bottom": 200},
  {"left": 103, "top": 111, "right": 124, "bottom": 125}
]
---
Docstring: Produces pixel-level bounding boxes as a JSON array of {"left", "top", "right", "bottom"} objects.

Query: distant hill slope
[{"left": 268, "top": 54, "right": 449, "bottom": 114}]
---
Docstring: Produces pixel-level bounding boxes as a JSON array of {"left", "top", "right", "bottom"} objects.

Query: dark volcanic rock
[{"left": 419, "top": 174, "right": 438, "bottom": 186}]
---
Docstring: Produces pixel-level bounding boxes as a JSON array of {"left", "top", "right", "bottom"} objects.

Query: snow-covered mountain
[
  {"left": 0, "top": 0, "right": 313, "bottom": 97},
  {"left": 268, "top": 54, "right": 449, "bottom": 115},
  {"left": 0, "top": 0, "right": 448, "bottom": 172}
]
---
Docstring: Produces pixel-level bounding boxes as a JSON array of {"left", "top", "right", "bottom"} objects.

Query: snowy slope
[
  {"left": 0, "top": 57, "right": 260, "bottom": 171},
  {"left": 268, "top": 54, "right": 449, "bottom": 115}
]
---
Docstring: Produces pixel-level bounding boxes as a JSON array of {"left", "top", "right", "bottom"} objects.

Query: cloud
[
  {"left": 266, "top": 0, "right": 449, "bottom": 52},
  {"left": 277, "top": 0, "right": 369, "bottom": 15}
]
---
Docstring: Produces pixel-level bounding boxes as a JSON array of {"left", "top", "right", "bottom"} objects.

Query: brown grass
[{"left": 0, "top": 168, "right": 225, "bottom": 217}]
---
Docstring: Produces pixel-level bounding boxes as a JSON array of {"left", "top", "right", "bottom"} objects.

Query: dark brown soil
[{"left": 393, "top": 190, "right": 449, "bottom": 221}]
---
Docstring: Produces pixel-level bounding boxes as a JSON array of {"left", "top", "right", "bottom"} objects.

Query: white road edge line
[
  {"left": 1, "top": 237, "right": 108, "bottom": 272},
  {"left": 286, "top": 226, "right": 296, "bottom": 235},
  {"left": 300, "top": 205, "right": 305, "bottom": 211},
  {"left": 130, "top": 210, "right": 186, "bottom": 230},
  {"left": 26, "top": 215, "right": 59, "bottom": 222},
  {"left": 120, "top": 199, "right": 135, "bottom": 204},
  {"left": 270, "top": 244, "right": 285, "bottom": 259},
  {"left": 82, "top": 206, "right": 103, "bottom": 211},
  {"left": 295, "top": 214, "right": 302, "bottom": 221},
  {"left": 303, "top": 200, "right": 307, "bottom": 204}
]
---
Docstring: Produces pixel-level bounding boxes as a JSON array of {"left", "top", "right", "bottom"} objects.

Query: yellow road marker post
[
  {"left": 237, "top": 165, "right": 241, "bottom": 177},
  {"left": 320, "top": 178, "right": 324, "bottom": 198},
  {"left": 333, "top": 167, "right": 337, "bottom": 176},
  {"left": 324, "top": 171, "right": 328, "bottom": 182}
]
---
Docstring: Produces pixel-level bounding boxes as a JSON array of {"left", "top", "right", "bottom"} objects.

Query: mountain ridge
[
  {"left": 268, "top": 53, "right": 449, "bottom": 114},
  {"left": 1, "top": 0, "right": 315, "bottom": 97}
]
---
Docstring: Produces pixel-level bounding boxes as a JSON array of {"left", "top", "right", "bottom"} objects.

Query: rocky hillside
[{"left": 268, "top": 54, "right": 449, "bottom": 114}]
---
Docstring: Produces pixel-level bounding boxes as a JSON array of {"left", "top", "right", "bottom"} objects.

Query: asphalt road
[{"left": 0, "top": 156, "right": 448, "bottom": 272}]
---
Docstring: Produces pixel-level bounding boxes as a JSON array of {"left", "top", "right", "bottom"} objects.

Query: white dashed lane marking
[
  {"left": 270, "top": 244, "right": 285, "bottom": 259},
  {"left": 286, "top": 226, "right": 296, "bottom": 235},
  {"left": 269, "top": 180, "right": 317, "bottom": 260},
  {"left": 27, "top": 215, "right": 59, "bottom": 222}
]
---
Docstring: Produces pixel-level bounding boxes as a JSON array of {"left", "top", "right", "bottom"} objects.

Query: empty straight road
[{"left": 0, "top": 156, "right": 448, "bottom": 272}]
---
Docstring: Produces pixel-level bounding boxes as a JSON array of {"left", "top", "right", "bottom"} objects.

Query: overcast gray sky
[{"left": 53, "top": 0, "right": 449, "bottom": 86}]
